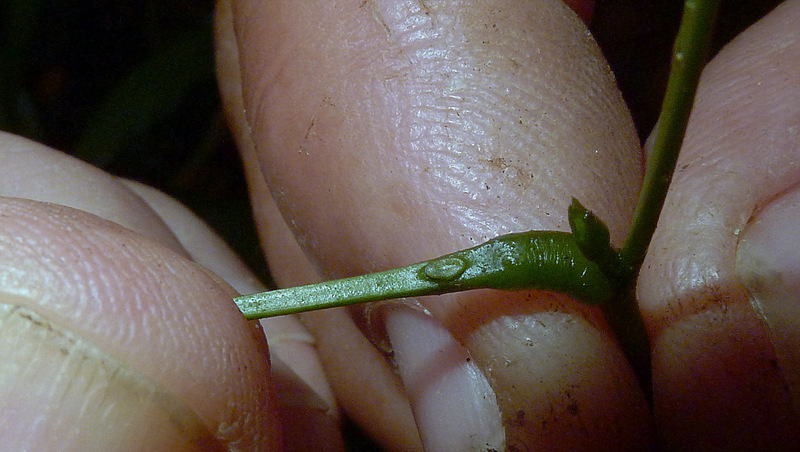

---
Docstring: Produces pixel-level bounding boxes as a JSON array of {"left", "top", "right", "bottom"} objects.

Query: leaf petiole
[{"left": 235, "top": 230, "right": 615, "bottom": 319}]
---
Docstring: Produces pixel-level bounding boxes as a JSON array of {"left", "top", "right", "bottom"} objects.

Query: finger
[
  {"left": 0, "top": 130, "right": 185, "bottom": 254},
  {"left": 231, "top": 0, "right": 652, "bottom": 450},
  {"left": 214, "top": 1, "right": 412, "bottom": 448},
  {"left": 0, "top": 197, "right": 279, "bottom": 449},
  {"left": 638, "top": 1, "right": 800, "bottom": 449},
  {"left": 0, "top": 130, "right": 342, "bottom": 450},
  {"left": 121, "top": 179, "right": 345, "bottom": 451},
  {"left": 259, "top": 186, "right": 425, "bottom": 451}
]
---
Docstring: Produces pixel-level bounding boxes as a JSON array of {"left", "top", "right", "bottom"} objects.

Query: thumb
[
  {"left": 0, "top": 197, "right": 280, "bottom": 450},
  {"left": 638, "top": 1, "right": 800, "bottom": 449},
  {"left": 230, "top": 0, "right": 651, "bottom": 450}
]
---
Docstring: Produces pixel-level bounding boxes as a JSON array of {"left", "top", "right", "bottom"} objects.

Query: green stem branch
[
  {"left": 236, "top": 231, "right": 613, "bottom": 319},
  {"left": 619, "top": 0, "right": 720, "bottom": 275},
  {"left": 596, "top": 0, "right": 719, "bottom": 400}
]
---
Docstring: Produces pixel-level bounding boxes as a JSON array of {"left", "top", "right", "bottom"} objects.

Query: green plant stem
[
  {"left": 604, "top": 285, "right": 653, "bottom": 402},
  {"left": 619, "top": 0, "right": 720, "bottom": 275},
  {"left": 598, "top": 0, "right": 719, "bottom": 401},
  {"left": 236, "top": 261, "right": 442, "bottom": 319},
  {"left": 236, "top": 231, "right": 614, "bottom": 319}
]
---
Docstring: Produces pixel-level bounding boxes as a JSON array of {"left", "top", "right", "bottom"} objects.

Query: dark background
[{"left": 0, "top": 0, "right": 784, "bottom": 450}]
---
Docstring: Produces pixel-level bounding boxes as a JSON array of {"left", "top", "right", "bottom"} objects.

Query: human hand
[
  {"left": 218, "top": 0, "right": 800, "bottom": 450},
  {"left": 0, "top": 131, "right": 343, "bottom": 450}
]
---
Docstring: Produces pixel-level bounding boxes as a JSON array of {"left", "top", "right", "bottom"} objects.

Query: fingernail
[
  {"left": 0, "top": 300, "right": 223, "bottom": 451},
  {"left": 270, "top": 355, "right": 345, "bottom": 451},
  {"left": 736, "top": 188, "right": 800, "bottom": 412},
  {"left": 462, "top": 302, "right": 654, "bottom": 450},
  {"left": 259, "top": 316, "right": 339, "bottom": 418},
  {"left": 384, "top": 306, "right": 505, "bottom": 452}
]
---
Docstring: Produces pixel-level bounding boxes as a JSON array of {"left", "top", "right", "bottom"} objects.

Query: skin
[
  {"left": 639, "top": 1, "right": 800, "bottom": 448},
  {"left": 228, "top": 1, "right": 649, "bottom": 450},
  {"left": 0, "top": 197, "right": 278, "bottom": 449},
  {"left": 0, "top": 0, "right": 798, "bottom": 450}
]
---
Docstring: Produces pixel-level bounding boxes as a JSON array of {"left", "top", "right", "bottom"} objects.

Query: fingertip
[
  {"left": 385, "top": 306, "right": 504, "bottom": 452},
  {"left": 0, "top": 302, "right": 227, "bottom": 451},
  {"left": 436, "top": 291, "right": 654, "bottom": 450},
  {"left": 0, "top": 131, "right": 186, "bottom": 254},
  {"left": 0, "top": 198, "right": 281, "bottom": 449},
  {"left": 637, "top": 1, "right": 800, "bottom": 448},
  {"left": 650, "top": 299, "right": 800, "bottom": 451},
  {"left": 268, "top": 354, "right": 345, "bottom": 452},
  {"left": 228, "top": 1, "right": 647, "bottom": 450},
  {"left": 117, "top": 179, "right": 348, "bottom": 449},
  {"left": 736, "top": 187, "right": 800, "bottom": 416},
  {"left": 300, "top": 308, "right": 425, "bottom": 451}
]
